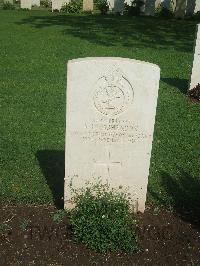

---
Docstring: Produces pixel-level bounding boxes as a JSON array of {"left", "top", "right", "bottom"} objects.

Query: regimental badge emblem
[{"left": 93, "top": 68, "right": 134, "bottom": 116}]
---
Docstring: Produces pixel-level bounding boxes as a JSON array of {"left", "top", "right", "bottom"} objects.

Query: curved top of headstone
[{"left": 68, "top": 57, "right": 160, "bottom": 70}]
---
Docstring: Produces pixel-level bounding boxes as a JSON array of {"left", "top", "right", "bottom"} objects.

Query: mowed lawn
[{"left": 0, "top": 10, "right": 199, "bottom": 212}]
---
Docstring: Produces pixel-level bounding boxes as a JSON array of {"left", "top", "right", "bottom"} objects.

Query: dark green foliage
[
  {"left": 124, "top": 0, "right": 144, "bottom": 16},
  {"left": 188, "top": 83, "right": 200, "bottom": 101},
  {"left": 52, "top": 210, "right": 66, "bottom": 223},
  {"left": 96, "top": 0, "right": 109, "bottom": 14},
  {"left": 40, "top": 0, "right": 51, "bottom": 8},
  {"left": 156, "top": 4, "right": 174, "bottom": 18},
  {"left": 192, "top": 11, "right": 200, "bottom": 21},
  {"left": 61, "top": 0, "right": 82, "bottom": 13},
  {"left": 3, "top": 2, "right": 15, "bottom": 10},
  {"left": 70, "top": 184, "right": 139, "bottom": 253}
]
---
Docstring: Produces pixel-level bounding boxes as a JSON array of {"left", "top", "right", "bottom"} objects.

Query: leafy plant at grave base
[
  {"left": 52, "top": 209, "right": 66, "bottom": 224},
  {"left": 61, "top": 0, "right": 82, "bottom": 14},
  {"left": 19, "top": 219, "right": 30, "bottom": 231},
  {"left": 40, "top": 0, "right": 51, "bottom": 8},
  {"left": 70, "top": 182, "right": 139, "bottom": 253},
  {"left": 0, "top": 223, "right": 11, "bottom": 230},
  {"left": 96, "top": 0, "right": 109, "bottom": 15},
  {"left": 155, "top": 3, "right": 174, "bottom": 18},
  {"left": 3, "top": 2, "right": 15, "bottom": 10},
  {"left": 187, "top": 83, "right": 200, "bottom": 101},
  {"left": 124, "top": 0, "right": 144, "bottom": 16}
]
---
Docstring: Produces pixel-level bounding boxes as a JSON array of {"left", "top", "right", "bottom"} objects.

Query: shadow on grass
[
  {"left": 161, "top": 78, "right": 189, "bottom": 94},
  {"left": 36, "top": 150, "right": 64, "bottom": 209},
  {"left": 16, "top": 14, "right": 197, "bottom": 52},
  {"left": 149, "top": 170, "right": 200, "bottom": 229}
]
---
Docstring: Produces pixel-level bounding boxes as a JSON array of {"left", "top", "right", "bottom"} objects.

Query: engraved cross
[{"left": 94, "top": 150, "right": 122, "bottom": 180}]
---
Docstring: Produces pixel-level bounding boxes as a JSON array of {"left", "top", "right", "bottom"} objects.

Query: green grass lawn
[{"left": 0, "top": 10, "right": 199, "bottom": 214}]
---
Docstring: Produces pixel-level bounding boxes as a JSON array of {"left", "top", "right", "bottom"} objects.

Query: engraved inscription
[
  {"left": 93, "top": 69, "right": 134, "bottom": 116},
  {"left": 71, "top": 118, "right": 150, "bottom": 144}
]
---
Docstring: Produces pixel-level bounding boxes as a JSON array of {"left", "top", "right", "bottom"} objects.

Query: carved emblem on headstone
[{"left": 93, "top": 69, "right": 134, "bottom": 116}]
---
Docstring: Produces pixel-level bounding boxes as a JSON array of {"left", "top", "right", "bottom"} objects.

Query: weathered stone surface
[
  {"left": 189, "top": 24, "right": 200, "bottom": 90},
  {"left": 195, "top": 0, "right": 200, "bottom": 13},
  {"left": 21, "top": 0, "right": 32, "bottom": 9},
  {"left": 32, "top": 0, "right": 40, "bottom": 6},
  {"left": 83, "top": 0, "right": 93, "bottom": 11},
  {"left": 52, "top": 0, "right": 68, "bottom": 11},
  {"left": 64, "top": 57, "right": 160, "bottom": 213}
]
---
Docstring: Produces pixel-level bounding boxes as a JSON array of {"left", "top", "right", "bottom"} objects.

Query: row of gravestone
[
  {"left": 64, "top": 24, "right": 200, "bottom": 213},
  {"left": 4, "top": 0, "right": 200, "bottom": 16}
]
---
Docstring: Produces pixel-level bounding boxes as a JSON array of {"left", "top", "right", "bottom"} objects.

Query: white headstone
[
  {"left": 189, "top": 24, "right": 200, "bottom": 90},
  {"left": 109, "top": 0, "right": 115, "bottom": 10},
  {"left": 195, "top": 0, "right": 200, "bottom": 13},
  {"left": 52, "top": 0, "right": 68, "bottom": 11},
  {"left": 32, "top": 0, "right": 40, "bottom": 6},
  {"left": 175, "top": 0, "right": 187, "bottom": 17},
  {"left": 83, "top": 0, "right": 93, "bottom": 11},
  {"left": 64, "top": 57, "right": 160, "bottom": 213},
  {"left": 21, "top": 0, "right": 32, "bottom": 9},
  {"left": 145, "top": 0, "right": 155, "bottom": 16}
]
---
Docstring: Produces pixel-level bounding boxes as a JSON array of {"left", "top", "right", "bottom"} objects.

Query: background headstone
[
  {"left": 64, "top": 57, "right": 160, "bottom": 213},
  {"left": 21, "top": 0, "right": 32, "bottom": 9},
  {"left": 114, "top": 0, "right": 124, "bottom": 13},
  {"left": 155, "top": 0, "right": 161, "bottom": 8},
  {"left": 109, "top": 0, "right": 115, "bottom": 10},
  {"left": 145, "top": 0, "right": 155, "bottom": 15},
  {"left": 175, "top": 0, "right": 187, "bottom": 17},
  {"left": 32, "top": 0, "right": 40, "bottom": 6},
  {"left": 195, "top": 0, "right": 200, "bottom": 13},
  {"left": 189, "top": 24, "right": 200, "bottom": 90},
  {"left": 52, "top": 0, "right": 68, "bottom": 11},
  {"left": 83, "top": 0, "right": 93, "bottom": 11}
]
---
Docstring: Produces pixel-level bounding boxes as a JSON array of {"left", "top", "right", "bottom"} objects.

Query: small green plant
[
  {"left": 61, "top": 0, "right": 82, "bottom": 13},
  {"left": 70, "top": 182, "right": 139, "bottom": 253},
  {"left": 96, "top": 0, "right": 109, "bottom": 15},
  {"left": 19, "top": 219, "right": 30, "bottom": 231},
  {"left": 52, "top": 210, "right": 66, "bottom": 224},
  {"left": 0, "top": 223, "right": 11, "bottom": 230},
  {"left": 40, "top": 0, "right": 51, "bottom": 8},
  {"left": 3, "top": 2, "right": 15, "bottom": 10}
]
